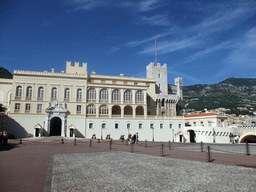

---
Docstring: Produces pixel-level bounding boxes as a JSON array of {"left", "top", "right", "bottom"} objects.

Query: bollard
[
  {"left": 90, "top": 139, "right": 92, "bottom": 148},
  {"left": 145, "top": 140, "right": 147, "bottom": 148},
  {"left": 19, "top": 139, "right": 22, "bottom": 144},
  {"left": 74, "top": 138, "right": 76, "bottom": 145},
  {"left": 98, "top": 139, "right": 100, "bottom": 143},
  {"left": 131, "top": 142, "right": 134, "bottom": 153},
  {"left": 206, "top": 146, "right": 211, "bottom": 162},
  {"left": 161, "top": 143, "right": 164, "bottom": 157},
  {"left": 201, "top": 141, "right": 204, "bottom": 152},
  {"left": 246, "top": 142, "right": 250, "bottom": 156},
  {"left": 110, "top": 139, "right": 112, "bottom": 150},
  {"left": 169, "top": 140, "right": 171, "bottom": 150},
  {"left": 61, "top": 139, "right": 64, "bottom": 144}
]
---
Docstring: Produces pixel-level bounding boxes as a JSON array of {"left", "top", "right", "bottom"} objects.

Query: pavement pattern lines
[{"left": 47, "top": 151, "right": 256, "bottom": 192}]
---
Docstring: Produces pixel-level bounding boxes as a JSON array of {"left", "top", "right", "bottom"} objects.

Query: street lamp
[
  {"left": 151, "top": 124, "right": 154, "bottom": 142},
  {"left": 101, "top": 123, "right": 104, "bottom": 140},
  {"left": 172, "top": 129, "right": 174, "bottom": 142},
  {"left": 213, "top": 128, "right": 216, "bottom": 143}
]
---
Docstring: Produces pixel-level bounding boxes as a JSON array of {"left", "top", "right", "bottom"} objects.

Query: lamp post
[
  {"left": 213, "top": 128, "right": 216, "bottom": 143},
  {"left": 151, "top": 124, "right": 154, "bottom": 142},
  {"left": 101, "top": 123, "right": 103, "bottom": 140},
  {"left": 172, "top": 129, "right": 174, "bottom": 142}
]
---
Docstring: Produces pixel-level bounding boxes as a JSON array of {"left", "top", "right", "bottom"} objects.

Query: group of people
[
  {"left": 0, "top": 131, "right": 8, "bottom": 146},
  {"left": 128, "top": 132, "right": 139, "bottom": 144}
]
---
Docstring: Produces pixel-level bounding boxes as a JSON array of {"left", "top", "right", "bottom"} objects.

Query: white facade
[{"left": 0, "top": 61, "right": 187, "bottom": 141}]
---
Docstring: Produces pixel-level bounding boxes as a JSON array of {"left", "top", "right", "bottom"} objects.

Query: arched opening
[
  {"left": 124, "top": 106, "right": 132, "bottom": 115},
  {"left": 50, "top": 117, "right": 62, "bottom": 136},
  {"left": 112, "top": 105, "right": 121, "bottom": 115},
  {"left": 188, "top": 130, "right": 196, "bottom": 143},
  {"left": 161, "top": 99, "right": 165, "bottom": 107},
  {"left": 136, "top": 106, "right": 144, "bottom": 115},
  {"left": 240, "top": 135, "right": 256, "bottom": 143}
]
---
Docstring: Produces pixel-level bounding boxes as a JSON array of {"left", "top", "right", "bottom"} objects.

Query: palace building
[{"left": 0, "top": 61, "right": 187, "bottom": 142}]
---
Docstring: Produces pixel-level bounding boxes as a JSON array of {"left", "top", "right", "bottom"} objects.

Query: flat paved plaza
[{"left": 1, "top": 137, "right": 256, "bottom": 192}]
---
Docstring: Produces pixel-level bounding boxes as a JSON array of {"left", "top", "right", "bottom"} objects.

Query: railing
[
  {"left": 64, "top": 98, "right": 69, "bottom": 102},
  {"left": 14, "top": 109, "right": 20, "bottom": 113},
  {"left": 37, "top": 97, "right": 43, "bottom": 101},
  {"left": 76, "top": 111, "right": 81, "bottom": 114},
  {"left": 112, "top": 100, "right": 121, "bottom": 104},
  {"left": 26, "top": 97, "right": 31, "bottom": 101},
  {"left": 87, "top": 99, "right": 96, "bottom": 103},
  {"left": 124, "top": 100, "right": 133, "bottom": 104},
  {"left": 135, "top": 101, "right": 144, "bottom": 104},
  {"left": 37, "top": 110, "right": 42, "bottom": 114},
  {"left": 99, "top": 100, "right": 109, "bottom": 103},
  {"left": 76, "top": 99, "right": 82, "bottom": 102},
  {"left": 25, "top": 110, "right": 30, "bottom": 113},
  {"left": 15, "top": 97, "right": 21, "bottom": 100}
]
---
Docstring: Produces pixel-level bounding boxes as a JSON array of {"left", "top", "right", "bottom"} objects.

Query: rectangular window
[
  {"left": 150, "top": 123, "right": 154, "bottom": 129},
  {"left": 25, "top": 104, "right": 31, "bottom": 112},
  {"left": 115, "top": 123, "right": 118, "bottom": 129},
  {"left": 134, "top": 82, "right": 138, "bottom": 85},
  {"left": 37, "top": 104, "right": 42, "bottom": 113},
  {"left": 123, "top": 81, "right": 127, "bottom": 85},
  {"left": 102, "top": 123, "right": 106, "bottom": 129},
  {"left": 160, "top": 123, "right": 163, "bottom": 129},
  {"left": 193, "top": 122, "right": 196, "bottom": 126},
  {"left": 77, "top": 105, "right": 81, "bottom": 114},
  {"left": 146, "top": 83, "right": 150, "bottom": 87},
  {"left": 200, "top": 122, "right": 204, "bottom": 126},
  {"left": 101, "top": 80, "right": 105, "bottom": 83},
  {"left": 15, "top": 103, "right": 20, "bottom": 112},
  {"left": 112, "top": 80, "right": 117, "bottom": 84},
  {"left": 89, "top": 123, "right": 93, "bottom": 129},
  {"left": 169, "top": 124, "right": 172, "bottom": 129},
  {"left": 127, "top": 124, "right": 130, "bottom": 129},
  {"left": 178, "top": 124, "right": 181, "bottom": 129},
  {"left": 139, "top": 123, "right": 142, "bottom": 129}
]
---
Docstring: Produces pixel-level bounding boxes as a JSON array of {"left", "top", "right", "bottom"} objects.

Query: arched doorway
[
  {"left": 124, "top": 106, "right": 132, "bottom": 115},
  {"left": 112, "top": 105, "right": 121, "bottom": 115},
  {"left": 136, "top": 106, "right": 144, "bottom": 115},
  {"left": 240, "top": 134, "right": 256, "bottom": 143},
  {"left": 188, "top": 130, "right": 196, "bottom": 143},
  {"left": 50, "top": 117, "right": 62, "bottom": 136}
]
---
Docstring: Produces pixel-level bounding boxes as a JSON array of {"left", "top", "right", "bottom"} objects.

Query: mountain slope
[{"left": 181, "top": 78, "right": 256, "bottom": 113}]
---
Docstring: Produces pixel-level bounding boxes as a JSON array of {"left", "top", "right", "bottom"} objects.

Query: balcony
[
  {"left": 14, "top": 109, "right": 20, "bottom": 113},
  {"left": 76, "top": 99, "right": 82, "bottom": 102},
  {"left": 76, "top": 111, "right": 81, "bottom": 114},
  {"left": 37, "top": 97, "right": 43, "bottom": 101},
  {"left": 99, "top": 99, "right": 109, "bottom": 103},
  {"left": 15, "top": 97, "right": 21, "bottom": 100},
  {"left": 37, "top": 110, "right": 42, "bottom": 114},
  {"left": 25, "top": 110, "right": 30, "bottom": 113},
  {"left": 112, "top": 100, "right": 121, "bottom": 104},
  {"left": 87, "top": 99, "right": 96, "bottom": 103},
  {"left": 124, "top": 100, "right": 133, "bottom": 104},
  {"left": 64, "top": 98, "right": 70, "bottom": 102},
  {"left": 26, "top": 97, "right": 31, "bottom": 101}
]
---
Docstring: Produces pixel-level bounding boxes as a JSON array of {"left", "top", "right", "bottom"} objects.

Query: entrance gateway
[{"left": 45, "top": 100, "right": 68, "bottom": 137}]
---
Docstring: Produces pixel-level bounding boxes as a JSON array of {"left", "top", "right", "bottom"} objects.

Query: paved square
[{"left": 46, "top": 151, "right": 256, "bottom": 192}]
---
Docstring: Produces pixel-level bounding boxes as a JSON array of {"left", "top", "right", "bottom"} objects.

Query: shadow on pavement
[{"left": 0, "top": 143, "right": 20, "bottom": 151}]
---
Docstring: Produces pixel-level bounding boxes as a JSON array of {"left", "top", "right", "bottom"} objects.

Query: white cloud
[{"left": 141, "top": 14, "right": 170, "bottom": 26}]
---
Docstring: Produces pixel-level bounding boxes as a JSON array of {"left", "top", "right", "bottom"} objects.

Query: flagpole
[{"left": 155, "top": 37, "right": 157, "bottom": 64}]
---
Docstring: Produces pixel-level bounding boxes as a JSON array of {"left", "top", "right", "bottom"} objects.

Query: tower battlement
[{"left": 66, "top": 61, "right": 87, "bottom": 75}]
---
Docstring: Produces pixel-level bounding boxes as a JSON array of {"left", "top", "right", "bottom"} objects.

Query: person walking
[{"left": 135, "top": 132, "right": 139, "bottom": 145}]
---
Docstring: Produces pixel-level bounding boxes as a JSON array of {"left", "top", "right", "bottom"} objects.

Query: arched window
[
  {"left": 38, "top": 87, "right": 44, "bottom": 98},
  {"left": 87, "top": 104, "right": 96, "bottom": 114},
  {"left": 136, "top": 106, "right": 144, "bottom": 115},
  {"left": 77, "top": 89, "right": 82, "bottom": 99},
  {"left": 16, "top": 86, "right": 22, "bottom": 97},
  {"left": 99, "top": 105, "right": 108, "bottom": 114},
  {"left": 26, "top": 86, "right": 32, "bottom": 97},
  {"left": 112, "top": 89, "right": 120, "bottom": 101},
  {"left": 135, "top": 90, "right": 144, "bottom": 102},
  {"left": 88, "top": 88, "right": 96, "bottom": 100},
  {"left": 64, "top": 88, "right": 70, "bottom": 99},
  {"left": 124, "top": 90, "right": 132, "bottom": 101},
  {"left": 100, "top": 89, "right": 108, "bottom": 100},
  {"left": 51, "top": 87, "right": 57, "bottom": 99}
]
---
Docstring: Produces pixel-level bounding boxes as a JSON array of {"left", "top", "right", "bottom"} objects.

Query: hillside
[
  {"left": 0, "top": 67, "right": 12, "bottom": 79},
  {"left": 181, "top": 78, "right": 256, "bottom": 114}
]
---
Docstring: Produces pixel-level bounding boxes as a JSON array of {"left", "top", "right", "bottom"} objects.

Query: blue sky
[{"left": 1, "top": 0, "right": 256, "bottom": 86}]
